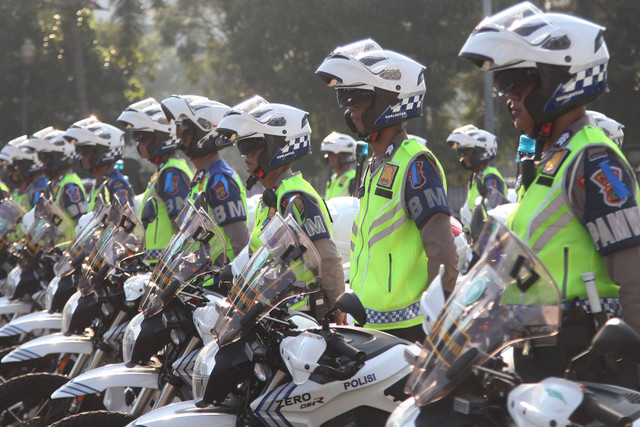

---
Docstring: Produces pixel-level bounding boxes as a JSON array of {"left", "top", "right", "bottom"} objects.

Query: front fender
[
  {"left": 1, "top": 332, "right": 92, "bottom": 363},
  {"left": 51, "top": 363, "right": 160, "bottom": 399},
  {"left": 128, "top": 401, "right": 238, "bottom": 427},
  {"left": 0, "top": 310, "right": 62, "bottom": 337},
  {"left": 0, "top": 295, "right": 32, "bottom": 315}
]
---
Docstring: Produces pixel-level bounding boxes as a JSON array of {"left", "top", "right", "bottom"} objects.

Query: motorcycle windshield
[
  {"left": 24, "top": 198, "right": 74, "bottom": 256},
  {"left": 140, "top": 202, "right": 226, "bottom": 318},
  {"left": 212, "top": 213, "right": 321, "bottom": 347},
  {"left": 54, "top": 201, "right": 111, "bottom": 276},
  {"left": 0, "top": 200, "right": 26, "bottom": 249},
  {"left": 77, "top": 203, "right": 144, "bottom": 296},
  {"left": 406, "top": 217, "right": 560, "bottom": 406}
]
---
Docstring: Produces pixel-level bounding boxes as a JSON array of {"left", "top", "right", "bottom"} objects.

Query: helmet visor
[{"left": 493, "top": 68, "right": 539, "bottom": 97}]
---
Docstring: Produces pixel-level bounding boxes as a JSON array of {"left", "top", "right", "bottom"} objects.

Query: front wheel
[
  {"left": 0, "top": 372, "right": 69, "bottom": 426},
  {"left": 50, "top": 410, "right": 135, "bottom": 427}
]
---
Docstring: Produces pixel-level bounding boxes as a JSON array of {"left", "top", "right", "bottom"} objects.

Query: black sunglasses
[
  {"left": 336, "top": 88, "right": 375, "bottom": 108},
  {"left": 493, "top": 68, "right": 539, "bottom": 97},
  {"left": 175, "top": 120, "right": 195, "bottom": 139},
  {"left": 237, "top": 138, "right": 265, "bottom": 156},
  {"left": 131, "top": 131, "right": 153, "bottom": 143}
]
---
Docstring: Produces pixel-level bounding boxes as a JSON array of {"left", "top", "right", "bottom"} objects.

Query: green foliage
[{"left": 0, "top": 0, "right": 145, "bottom": 140}]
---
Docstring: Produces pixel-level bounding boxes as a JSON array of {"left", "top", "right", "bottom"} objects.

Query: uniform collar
[
  {"left": 371, "top": 129, "right": 408, "bottom": 172},
  {"left": 272, "top": 168, "right": 296, "bottom": 190}
]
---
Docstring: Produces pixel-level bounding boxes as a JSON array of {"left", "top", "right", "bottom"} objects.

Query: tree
[{"left": 0, "top": 0, "right": 144, "bottom": 142}]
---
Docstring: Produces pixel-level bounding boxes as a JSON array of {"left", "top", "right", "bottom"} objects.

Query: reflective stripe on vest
[
  {"left": 350, "top": 138, "right": 439, "bottom": 330},
  {"left": 509, "top": 126, "right": 639, "bottom": 302},
  {"left": 141, "top": 158, "right": 193, "bottom": 263}
]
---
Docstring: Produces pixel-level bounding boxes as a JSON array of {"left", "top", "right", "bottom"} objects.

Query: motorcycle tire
[
  {"left": 43, "top": 392, "right": 105, "bottom": 425},
  {"left": 50, "top": 410, "right": 135, "bottom": 427},
  {"left": 0, "top": 372, "right": 69, "bottom": 426}
]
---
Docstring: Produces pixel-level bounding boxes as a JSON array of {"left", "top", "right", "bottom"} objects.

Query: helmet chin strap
[
  {"left": 246, "top": 165, "right": 265, "bottom": 191},
  {"left": 365, "top": 132, "right": 379, "bottom": 143}
]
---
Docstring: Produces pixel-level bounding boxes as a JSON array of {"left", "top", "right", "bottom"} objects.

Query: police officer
[
  {"left": 66, "top": 117, "right": 134, "bottom": 211},
  {"left": 321, "top": 131, "right": 358, "bottom": 199},
  {"left": 447, "top": 125, "right": 507, "bottom": 232},
  {"left": 216, "top": 95, "right": 346, "bottom": 323},
  {"left": 25, "top": 127, "right": 87, "bottom": 227},
  {"left": 161, "top": 95, "right": 249, "bottom": 267},
  {"left": 317, "top": 39, "right": 459, "bottom": 342},
  {"left": 460, "top": 2, "right": 640, "bottom": 377},
  {"left": 0, "top": 136, "right": 47, "bottom": 210},
  {"left": 117, "top": 98, "right": 192, "bottom": 264}
]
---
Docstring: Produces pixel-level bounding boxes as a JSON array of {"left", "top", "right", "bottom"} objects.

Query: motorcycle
[
  {"left": 0, "top": 198, "right": 112, "bottom": 354},
  {"left": 387, "top": 217, "right": 640, "bottom": 426},
  {"left": 0, "top": 201, "right": 147, "bottom": 425},
  {"left": 128, "top": 212, "right": 419, "bottom": 427},
  {"left": 0, "top": 197, "right": 73, "bottom": 349},
  {"left": 47, "top": 201, "right": 227, "bottom": 424}
]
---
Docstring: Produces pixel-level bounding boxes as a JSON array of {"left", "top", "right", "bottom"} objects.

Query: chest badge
[
  {"left": 542, "top": 150, "right": 569, "bottom": 177},
  {"left": 378, "top": 164, "right": 398, "bottom": 189}
]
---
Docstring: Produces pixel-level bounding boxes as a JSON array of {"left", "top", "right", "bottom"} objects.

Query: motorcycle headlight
[
  {"left": 61, "top": 291, "right": 82, "bottom": 335},
  {"left": 192, "top": 341, "right": 219, "bottom": 401},
  {"left": 44, "top": 276, "right": 62, "bottom": 312},
  {"left": 122, "top": 313, "right": 144, "bottom": 366}
]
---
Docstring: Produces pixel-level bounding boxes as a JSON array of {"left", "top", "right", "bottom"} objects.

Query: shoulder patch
[
  {"left": 65, "top": 185, "right": 81, "bottom": 203},
  {"left": 164, "top": 173, "right": 180, "bottom": 195},
  {"left": 378, "top": 164, "right": 398, "bottom": 189},
  {"left": 590, "top": 166, "right": 626, "bottom": 207},
  {"left": 214, "top": 181, "right": 229, "bottom": 200},
  {"left": 541, "top": 150, "right": 569, "bottom": 177},
  {"left": 408, "top": 161, "right": 426, "bottom": 189}
]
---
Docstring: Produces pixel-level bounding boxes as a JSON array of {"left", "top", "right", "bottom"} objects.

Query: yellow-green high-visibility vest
[
  {"left": 350, "top": 138, "right": 446, "bottom": 330},
  {"left": 509, "top": 125, "right": 640, "bottom": 305}
]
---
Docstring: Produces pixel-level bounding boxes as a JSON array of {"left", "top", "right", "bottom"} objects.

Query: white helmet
[
  {"left": 25, "top": 127, "right": 77, "bottom": 173},
  {"left": 1, "top": 135, "right": 43, "bottom": 179},
  {"left": 447, "top": 125, "right": 498, "bottom": 168},
  {"left": 0, "top": 135, "right": 28, "bottom": 163},
  {"left": 217, "top": 95, "right": 311, "bottom": 187},
  {"left": 73, "top": 121, "right": 125, "bottom": 170},
  {"left": 320, "top": 131, "right": 356, "bottom": 164},
  {"left": 64, "top": 116, "right": 101, "bottom": 145},
  {"left": 459, "top": 2, "right": 609, "bottom": 135},
  {"left": 586, "top": 110, "right": 624, "bottom": 147},
  {"left": 117, "top": 98, "right": 179, "bottom": 163},
  {"left": 316, "top": 39, "right": 426, "bottom": 136},
  {"left": 407, "top": 134, "right": 427, "bottom": 146},
  {"left": 160, "top": 95, "right": 231, "bottom": 158}
]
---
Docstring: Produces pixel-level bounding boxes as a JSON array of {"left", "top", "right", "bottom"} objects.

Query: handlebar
[
  {"left": 329, "top": 334, "right": 365, "bottom": 364},
  {"left": 309, "top": 329, "right": 366, "bottom": 381},
  {"left": 582, "top": 392, "right": 631, "bottom": 427}
]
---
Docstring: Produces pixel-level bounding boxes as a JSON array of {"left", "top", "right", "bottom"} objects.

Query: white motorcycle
[
  {"left": 129, "top": 213, "right": 419, "bottom": 427},
  {"left": 0, "top": 201, "right": 148, "bottom": 425},
  {"left": 387, "top": 217, "right": 640, "bottom": 426},
  {"left": 47, "top": 201, "right": 227, "bottom": 424}
]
